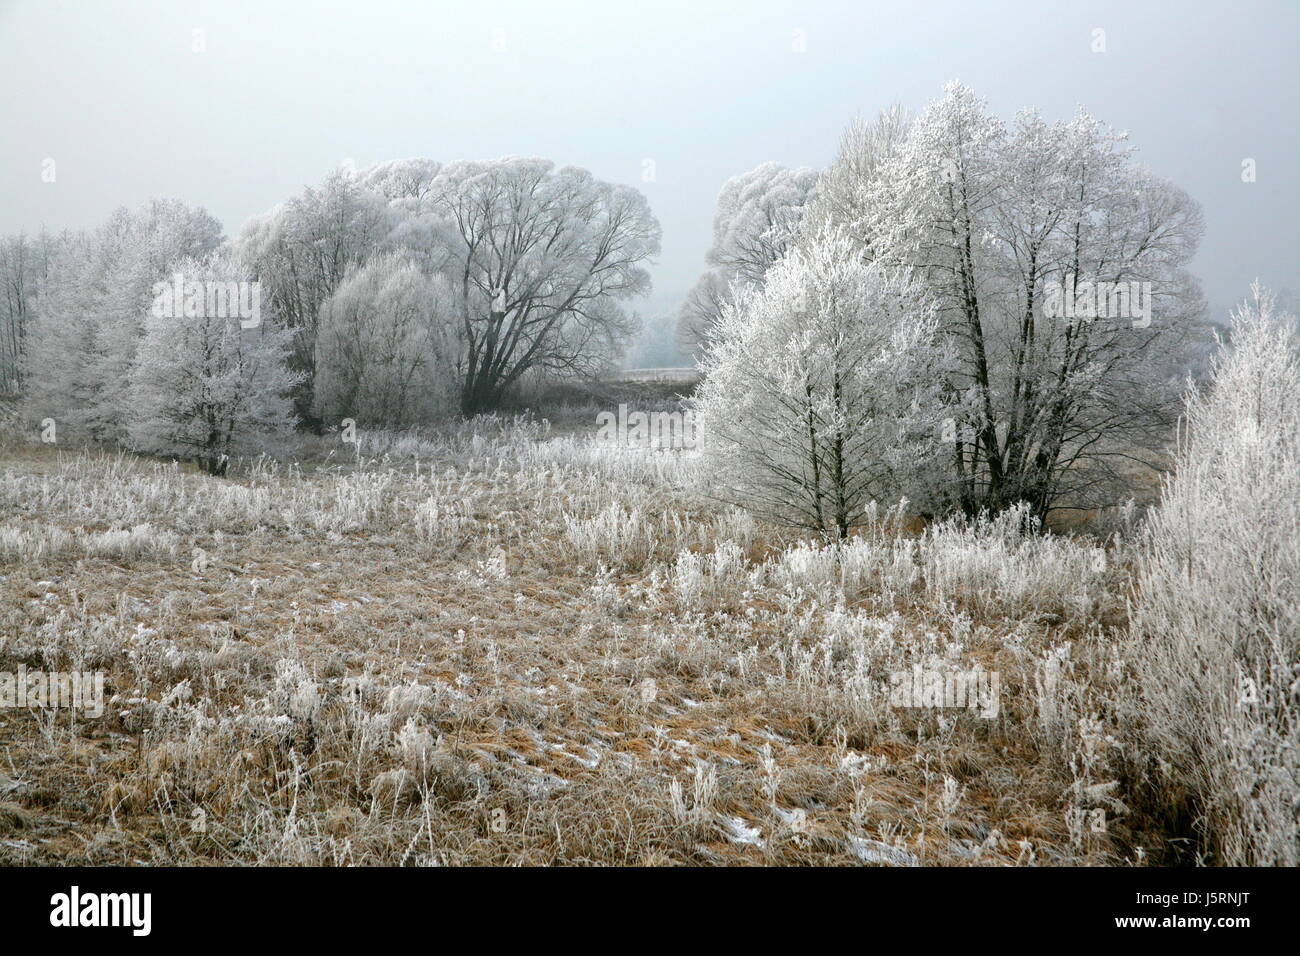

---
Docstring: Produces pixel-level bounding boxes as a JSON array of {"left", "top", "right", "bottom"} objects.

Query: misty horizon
[{"left": 3, "top": 0, "right": 1297, "bottom": 339}]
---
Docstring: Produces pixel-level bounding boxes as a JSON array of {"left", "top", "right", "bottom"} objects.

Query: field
[{"left": 0, "top": 410, "right": 1187, "bottom": 867}]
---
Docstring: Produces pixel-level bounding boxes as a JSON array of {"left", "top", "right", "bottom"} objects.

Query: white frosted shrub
[
  {"left": 669, "top": 541, "right": 751, "bottom": 609},
  {"left": 413, "top": 495, "right": 470, "bottom": 548},
  {"left": 768, "top": 538, "right": 884, "bottom": 601},
  {"left": 0, "top": 521, "right": 177, "bottom": 561},
  {"left": 563, "top": 503, "right": 693, "bottom": 570},
  {"left": 1131, "top": 284, "right": 1300, "bottom": 866},
  {"left": 761, "top": 503, "right": 1101, "bottom": 615},
  {"left": 920, "top": 504, "right": 1107, "bottom": 618}
]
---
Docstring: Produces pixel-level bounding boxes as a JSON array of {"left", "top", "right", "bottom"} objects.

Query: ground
[{"left": 0, "top": 415, "right": 1177, "bottom": 866}]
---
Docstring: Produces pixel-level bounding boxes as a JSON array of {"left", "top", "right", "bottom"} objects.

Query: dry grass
[{"left": 0, "top": 418, "right": 1179, "bottom": 866}]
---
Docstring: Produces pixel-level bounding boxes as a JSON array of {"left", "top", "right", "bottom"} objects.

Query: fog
[{"left": 2, "top": 0, "right": 1296, "bottom": 326}]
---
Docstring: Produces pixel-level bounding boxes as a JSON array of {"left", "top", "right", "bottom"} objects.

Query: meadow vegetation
[{"left": 0, "top": 406, "right": 1197, "bottom": 866}]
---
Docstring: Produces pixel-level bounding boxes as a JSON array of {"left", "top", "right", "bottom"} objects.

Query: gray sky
[{"left": 2, "top": 0, "right": 1296, "bottom": 323}]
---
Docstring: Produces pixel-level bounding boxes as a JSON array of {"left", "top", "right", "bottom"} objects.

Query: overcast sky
[{"left": 2, "top": 0, "right": 1296, "bottom": 323}]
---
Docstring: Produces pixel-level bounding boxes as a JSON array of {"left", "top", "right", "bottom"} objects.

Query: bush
[{"left": 1129, "top": 284, "right": 1300, "bottom": 866}]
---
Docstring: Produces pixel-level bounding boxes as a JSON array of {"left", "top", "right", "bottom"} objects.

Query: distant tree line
[{"left": 5, "top": 158, "right": 662, "bottom": 468}]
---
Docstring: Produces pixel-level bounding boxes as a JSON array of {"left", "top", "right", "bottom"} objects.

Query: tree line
[
  {"left": 2, "top": 83, "right": 1223, "bottom": 525},
  {"left": 3, "top": 158, "right": 661, "bottom": 470}
]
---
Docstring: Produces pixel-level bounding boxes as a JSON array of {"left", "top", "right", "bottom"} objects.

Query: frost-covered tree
[
  {"left": 1130, "top": 284, "right": 1300, "bottom": 866},
  {"left": 127, "top": 250, "right": 299, "bottom": 475},
  {"left": 0, "top": 231, "right": 60, "bottom": 394},
  {"left": 695, "top": 229, "right": 947, "bottom": 540},
  {"left": 680, "top": 163, "right": 819, "bottom": 355},
  {"left": 846, "top": 82, "right": 1205, "bottom": 518},
  {"left": 314, "top": 251, "right": 461, "bottom": 428},
  {"left": 425, "top": 158, "right": 660, "bottom": 414},
  {"left": 23, "top": 200, "right": 223, "bottom": 441},
  {"left": 356, "top": 158, "right": 443, "bottom": 207},
  {"left": 237, "top": 170, "right": 393, "bottom": 426},
  {"left": 20, "top": 231, "right": 99, "bottom": 431},
  {"left": 804, "top": 105, "right": 908, "bottom": 253},
  {"left": 677, "top": 270, "right": 731, "bottom": 356},
  {"left": 240, "top": 157, "right": 659, "bottom": 420},
  {"left": 708, "top": 162, "right": 820, "bottom": 286}
]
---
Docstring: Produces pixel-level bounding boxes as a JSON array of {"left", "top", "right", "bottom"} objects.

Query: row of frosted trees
[
  {"left": 11, "top": 158, "right": 663, "bottom": 469},
  {"left": 0, "top": 82, "right": 1258, "bottom": 520}
]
